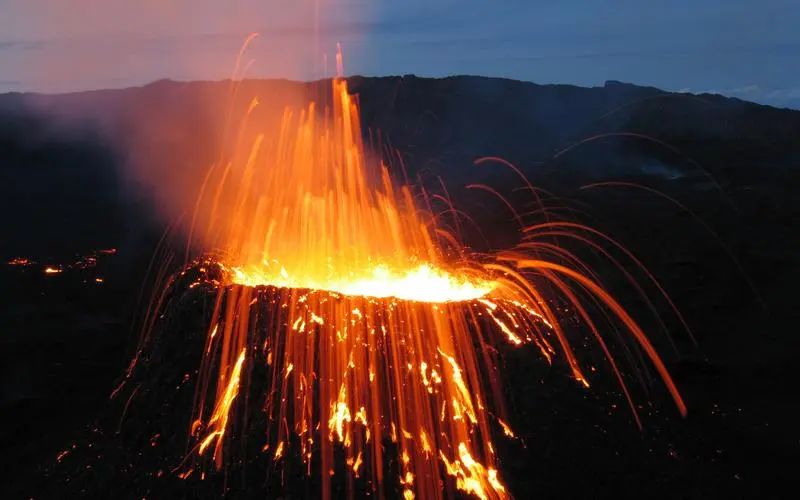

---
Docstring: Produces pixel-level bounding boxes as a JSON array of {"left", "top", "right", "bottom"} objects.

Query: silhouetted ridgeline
[
  {"left": 2, "top": 75, "right": 799, "bottom": 259},
  {"left": 5, "top": 75, "right": 800, "bottom": 173}
]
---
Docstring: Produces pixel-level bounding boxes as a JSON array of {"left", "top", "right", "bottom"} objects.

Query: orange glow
[
  {"left": 232, "top": 263, "right": 494, "bottom": 303},
  {"left": 197, "top": 349, "right": 246, "bottom": 468},
  {"left": 497, "top": 419, "right": 515, "bottom": 438},
  {"left": 440, "top": 443, "right": 508, "bottom": 500},
  {"left": 43, "top": 266, "right": 62, "bottom": 274},
  {"left": 7, "top": 257, "right": 33, "bottom": 266}
]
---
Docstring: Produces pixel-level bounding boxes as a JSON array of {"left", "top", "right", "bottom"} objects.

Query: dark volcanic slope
[{"left": 1, "top": 76, "right": 799, "bottom": 498}]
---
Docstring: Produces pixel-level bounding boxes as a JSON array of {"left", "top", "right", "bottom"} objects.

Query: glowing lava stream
[
  {"left": 143, "top": 54, "right": 689, "bottom": 500},
  {"left": 230, "top": 263, "right": 495, "bottom": 303}
]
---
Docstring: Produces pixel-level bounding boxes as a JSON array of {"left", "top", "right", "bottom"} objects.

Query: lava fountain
[{"left": 118, "top": 56, "right": 687, "bottom": 499}]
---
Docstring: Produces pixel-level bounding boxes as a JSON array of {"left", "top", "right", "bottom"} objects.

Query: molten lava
[
  {"left": 231, "top": 263, "right": 494, "bottom": 303},
  {"left": 121, "top": 60, "right": 687, "bottom": 499}
]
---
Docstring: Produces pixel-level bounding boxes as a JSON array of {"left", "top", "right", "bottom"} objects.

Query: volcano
[
  {"left": 31, "top": 260, "right": 541, "bottom": 498},
  {"left": 4, "top": 72, "right": 799, "bottom": 499}
]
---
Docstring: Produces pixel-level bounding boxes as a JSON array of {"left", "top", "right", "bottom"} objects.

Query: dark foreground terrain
[{"left": 1, "top": 75, "right": 799, "bottom": 498}]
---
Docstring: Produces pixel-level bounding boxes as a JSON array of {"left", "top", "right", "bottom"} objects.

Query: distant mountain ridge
[
  {"left": 4, "top": 74, "right": 798, "bottom": 170},
  {"left": 2, "top": 74, "right": 799, "bottom": 257}
]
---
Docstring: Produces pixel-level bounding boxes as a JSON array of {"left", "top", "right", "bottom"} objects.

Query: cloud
[{"left": 0, "top": 1, "right": 379, "bottom": 92}]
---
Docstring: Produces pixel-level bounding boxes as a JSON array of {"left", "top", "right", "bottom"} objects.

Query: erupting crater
[
  {"left": 229, "top": 262, "right": 496, "bottom": 303},
  {"left": 112, "top": 54, "right": 686, "bottom": 499}
]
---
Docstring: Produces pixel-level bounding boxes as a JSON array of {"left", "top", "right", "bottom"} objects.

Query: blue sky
[{"left": 2, "top": 0, "right": 799, "bottom": 108}]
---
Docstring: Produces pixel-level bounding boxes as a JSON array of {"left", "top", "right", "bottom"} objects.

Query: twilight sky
[{"left": 2, "top": 0, "right": 799, "bottom": 108}]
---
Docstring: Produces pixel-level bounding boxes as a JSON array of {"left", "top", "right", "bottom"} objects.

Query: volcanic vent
[{"left": 45, "top": 73, "right": 687, "bottom": 499}]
